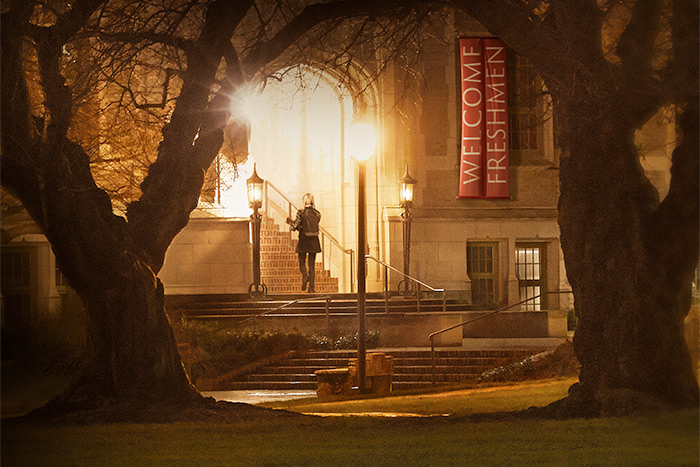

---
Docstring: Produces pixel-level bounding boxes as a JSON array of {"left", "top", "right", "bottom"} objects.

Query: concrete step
[
  {"left": 394, "top": 365, "right": 488, "bottom": 375},
  {"left": 283, "top": 358, "right": 350, "bottom": 367},
  {"left": 243, "top": 374, "right": 317, "bottom": 382},
  {"left": 226, "top": 381, "right": 318, "bottom": 390},
  {"left": 212, "top": 348, "right": 540, "bottom": 391}
]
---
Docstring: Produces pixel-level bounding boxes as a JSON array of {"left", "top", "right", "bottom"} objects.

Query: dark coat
[{"left": 290, "top": 207, "right": 321, "bottom": 254}]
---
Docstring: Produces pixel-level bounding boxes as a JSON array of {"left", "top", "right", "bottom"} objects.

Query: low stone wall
[
  {"left": 160, "top": 217, "right": 252, "bottom": 295},
  {"left": 235, "top": 313, "right": 462, "bottom": 347},
  {"left": 460, "top": 311, "right": 556, "bottom": 339},
  {"left": 234, "top": 309, "right": 567, "bottom": 347}
]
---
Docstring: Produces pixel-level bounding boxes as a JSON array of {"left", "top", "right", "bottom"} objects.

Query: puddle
[
  {"left": 203, "top": 390, "right": 316, "bottom": 404},
  {"left": 302, "top": 412, "right": 451, "bottom": 418}
]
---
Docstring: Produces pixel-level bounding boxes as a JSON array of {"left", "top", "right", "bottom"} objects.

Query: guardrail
[
  {"left": 263, "top": 181, "right": 355, "bottom": 292},
  {"left": 365, "top": 255, "right": 446, "bottom": 314},
  {"left": 237, "top": 295, "right": 333, "bottom": 325},
  {"left": 427, "top": 290, "right": 574, "bottom": 385}
]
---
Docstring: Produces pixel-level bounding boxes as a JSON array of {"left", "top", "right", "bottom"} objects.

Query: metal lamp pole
[
  {"left": 399, "top": 164, "right": 417, "bottom": 295},
  {"left": 350, "top": 122, "right": 375, "bottom": 395},
  {"left": 247, "top": 164, "right": 266, "bottom": 298},
  {"left": 357, "top": 160, "right": 367, "bottom": 394}
]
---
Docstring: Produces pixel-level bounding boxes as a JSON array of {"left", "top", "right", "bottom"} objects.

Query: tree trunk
[
  {"left": 34, "top": 262, "right": 203, "bottom": 419},
  {"left": 554, "top": 94, "right": 699, "bottom": 416}
]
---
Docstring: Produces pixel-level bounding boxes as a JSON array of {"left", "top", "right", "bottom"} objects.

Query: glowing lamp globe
[
  {"left": 246, "top": 164, "right": 264, "bottom": 210},
  {"left": 399, "top": 164, "right": 418, "bottom": 209},
  {"left": 348, "top": 122, "right": 376, "bottom": 162}
]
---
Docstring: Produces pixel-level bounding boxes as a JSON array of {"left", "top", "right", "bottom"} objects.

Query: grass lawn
[
  {"left": 2, "top": 377, "right": 698, "bottom": 466},
  {"left": 260, "top": 378, "right": 580, "bottom": 416}
]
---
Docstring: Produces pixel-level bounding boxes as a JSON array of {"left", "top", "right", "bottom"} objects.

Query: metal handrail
[
  {"left": 237, "top": 295, "right": 333, "bottom": 325},
  {"left": 428, "top": 290, "right": 573, "bottom": 385},
  {"left": 263, "top": 180, "right": 355, "bottom": 292},
  {"left": 365, "top": 255, "right": 446, "bottom": 314}
]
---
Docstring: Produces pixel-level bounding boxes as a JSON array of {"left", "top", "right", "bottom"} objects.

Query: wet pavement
[{"left": 201, "top": 390, "right": 316, "bottom": 405}]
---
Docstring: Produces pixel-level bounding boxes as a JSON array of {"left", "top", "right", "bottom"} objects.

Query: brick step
[
  {"left": 260, "top": 252, "right": 299, "bottom": 263},
  {"left": 392, "top": 357, "right": 526, "bottom": 366},
  {"left": 243, "top": 374, "right": 317, "bottom": 382},
  {"left": 283, "top": 358, "right": 351, "bottom": 367},
  {"left": 178, "top": 297, "right": 455, "bottom": 311},
  {"left": 265, "top": 287, "right": 337, "bottom": 294},
  {"left": 211, "top": 347, "right": 542, "bottom": 391},
  {"left": 260, "top": 231, "right": 292, "bottom": 238},
  {"left": 261, "top": 270, "right": 333, "bottom": 279},
  {"left": 393, "top": 365, "right": 493, "bottom": 375},
  {"left": 260, "top": 238, "right": 297, "bottom": 245},
  {"left": 225, "top": 381, "right": 318, "bottom": 390},
  {"left": 181, "top": 306, "right": 459, "bottom": 319},
  {"left": 260, "top": 260, "right": 308, "bottom": 268},
  {"left": 253, "top": 366, "right": 502, "bottom": 376},
  {"left": 260, "top": 245, "right": 305, "bottom": 254},
  {"left": 256, "top": 366, "right": 339, "bottom": 374}
]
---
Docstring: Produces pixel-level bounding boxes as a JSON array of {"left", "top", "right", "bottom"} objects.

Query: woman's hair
[{"left": 302, "top": 193, "right": 315, "bottom": 207}]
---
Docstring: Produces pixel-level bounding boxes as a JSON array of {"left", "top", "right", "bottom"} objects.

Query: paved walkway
[
  {"left": 203, "top": 338, "right": 570, "bottom": 404},
  {"left": 202, "top": 390, "right": 316, "bottom": 404}
]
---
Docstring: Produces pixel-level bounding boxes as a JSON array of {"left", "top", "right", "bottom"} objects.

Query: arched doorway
[
  {"left": 208, "top": 65, "right": 380, "bottom": 292},
  {"left": 248, "top": 65, "right": 355, "bottom": 244}
]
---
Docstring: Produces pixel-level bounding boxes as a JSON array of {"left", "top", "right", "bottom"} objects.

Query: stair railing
[
  {"left": 263, "top": 180, "right": 355, "bottom": 292},
  {"left": 237, "top": 295, "right": 333, "bottom": 325},
  {"left": 365, "top": 255, "right": 446, "bottom": 314},
  {"left": 427, "top": 290, "right": 574, "bottom": 386}
]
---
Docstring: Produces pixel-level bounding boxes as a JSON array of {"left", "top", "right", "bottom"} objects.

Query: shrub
[
  {"left": 2, "top": 295, "right": 87, "bottom": 375},
  {"left": 176, "top": 321, "right": 380, "bottom": 380}
]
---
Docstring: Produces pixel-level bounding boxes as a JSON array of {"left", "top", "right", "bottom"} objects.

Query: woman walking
[{"left": 287, "top": 193, "right": 321, "bottom": 293}]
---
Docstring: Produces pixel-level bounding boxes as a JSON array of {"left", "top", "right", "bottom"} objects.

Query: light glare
[{"left": 348, "top": 122, "right": 376, "bottom": 161}]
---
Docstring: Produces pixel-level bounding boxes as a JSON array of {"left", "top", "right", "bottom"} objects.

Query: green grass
[
  {"left": 261, "top": 378, "right": 577, "bottom": 416},
  {"left": 2, "top": 377, "right": 698, "bottom": 466},
  {"left": 0, "top": 363, "right": 71, "bottom": 419},
  {"left": 3, "top": 409, "right": 697, "bottom": 466}
]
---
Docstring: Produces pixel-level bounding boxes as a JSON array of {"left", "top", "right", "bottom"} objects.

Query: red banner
[{"left": 458, "top": 38, "right": 510, "bottom": 199}]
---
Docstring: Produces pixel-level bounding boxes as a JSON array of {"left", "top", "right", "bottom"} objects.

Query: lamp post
[
  {"left": 349, "top": 122, "right": 376, "bottom": 394},
  {"left": 398, "top": 164, "right": 417, "bottom": 295},
  {"left": 247, "top": 163, "right": 266, "bottom": 298}
]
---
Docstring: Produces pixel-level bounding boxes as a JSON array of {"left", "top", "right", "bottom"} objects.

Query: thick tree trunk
[
  {"left": 40, "top": 263, "right": 199, "bottom": 416},
  {"left": 554, "top": 95, "right": 699, "bottom": 416},
  {"left": 454, "top": 0, "right": 699, "bottom": 418}
]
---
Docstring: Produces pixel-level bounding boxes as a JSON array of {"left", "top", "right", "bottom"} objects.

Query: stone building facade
[{"left": 1, "top": 12, "right": 679, "bottom": 331}]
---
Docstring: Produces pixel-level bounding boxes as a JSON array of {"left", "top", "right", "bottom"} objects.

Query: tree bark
[
  {"left": 555, "top": 93, "right": 699, "bottom": 416},
  {"left": 454, "top": 0, "right": 699, "bottom": 416},
  {"left": 2, "top": 0, "right": 416, "bottom": 418}
]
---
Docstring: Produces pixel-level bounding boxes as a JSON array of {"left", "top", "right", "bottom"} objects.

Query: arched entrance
[{"left": 209, "top": 65, "right": 380, "bottom": 292}]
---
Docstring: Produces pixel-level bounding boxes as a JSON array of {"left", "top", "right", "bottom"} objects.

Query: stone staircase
[
  {"left": 259, "top": 217, "right": 338, "bottom": 294},
  {"left": 169, "top": 293, "right": 467, "bottom": 320},
  {"left": 217, "top": 348, "right": 543, "bottom": 391}
]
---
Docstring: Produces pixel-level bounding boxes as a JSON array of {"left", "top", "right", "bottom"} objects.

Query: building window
[
  {"left": 2, "top": 250, "right": 30, "bottom": 288},
  {"left": 510, "top": 113, "right": 538, "bottom": 151},
  {"left": 1, "top": 248, "right": 34, "bottom": 327},
  {"left": 507, "top": 50, "right": 544, "bottom": 160},
  {"left": 467, "top": 242, "right": 498, "bottom": 308},
  {"left": 516, "top": 244, "right": 546, "bottom": 310}
]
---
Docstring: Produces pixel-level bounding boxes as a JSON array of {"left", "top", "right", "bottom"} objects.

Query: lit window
[
  {"left": 515, "top": 244, "right": 546, "bottom": 310},
  {"left": 467, "top": 242, "right": 498, "bottom": 308}
]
